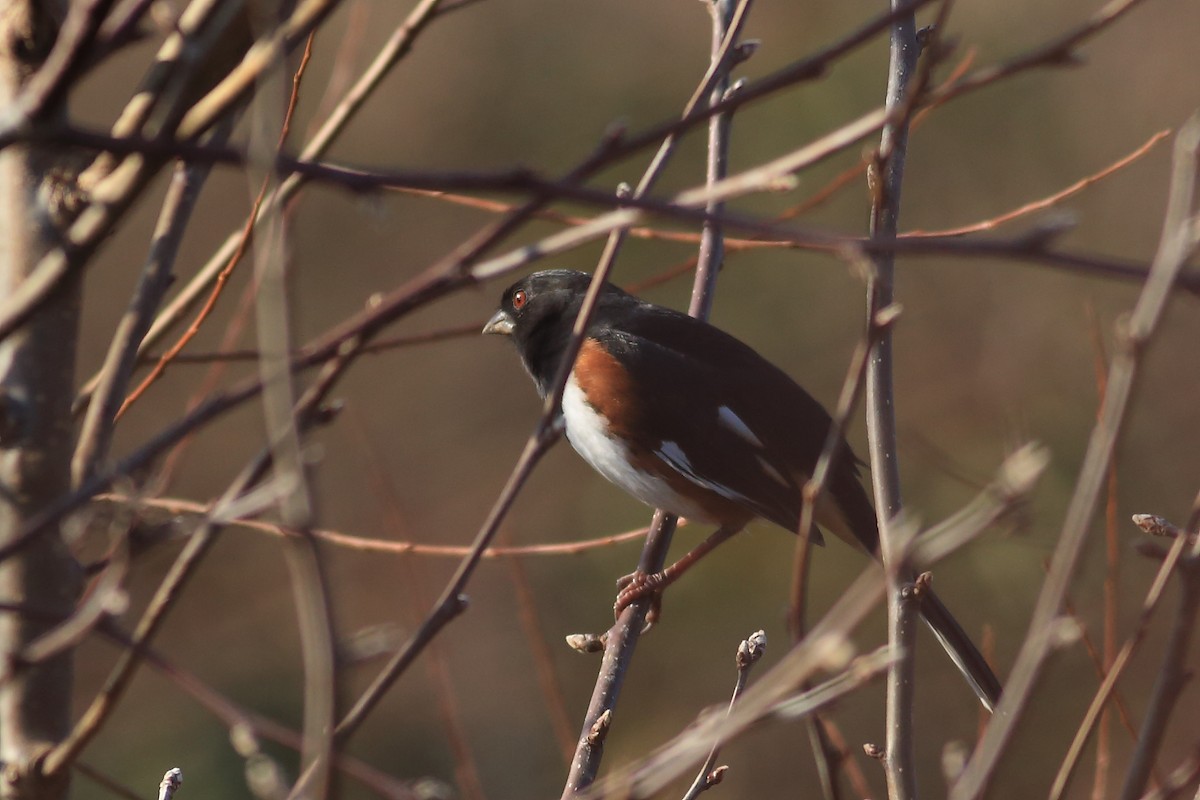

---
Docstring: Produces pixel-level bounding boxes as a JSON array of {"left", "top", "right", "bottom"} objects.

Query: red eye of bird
[{"left": 511, "top": 289, "right": 528, "bottom": 310}]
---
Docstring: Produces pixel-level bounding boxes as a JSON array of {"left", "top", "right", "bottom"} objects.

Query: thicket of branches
[{"left": 0, "top": 0, "right": 1196, "bottom": 799}]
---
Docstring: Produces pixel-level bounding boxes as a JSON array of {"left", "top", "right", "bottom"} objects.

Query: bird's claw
[{"left": 614, "top": 570, "right": 665, "bottom": 625}]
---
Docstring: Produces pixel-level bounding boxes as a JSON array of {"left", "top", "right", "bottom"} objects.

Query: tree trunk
[{"left": 0, "top": 2, "right": 81, "bottom": 798}]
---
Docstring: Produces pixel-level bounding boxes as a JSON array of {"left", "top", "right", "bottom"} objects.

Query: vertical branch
[
  {"left": 690, "top": 0, "right": 739, "bottom": 317},
  {"left": 866, "top": 3, "right": 921, "bottom": 800},
  {"left": 0, "top": 2, "right": 79, "bottom": 799},
  {"left": 865, "top": 10, "right": 916, "bottom": 524}
]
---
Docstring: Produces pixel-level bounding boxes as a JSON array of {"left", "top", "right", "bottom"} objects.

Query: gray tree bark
[{"left": 0, "top": 2, "right": 81, "bottom": 798}]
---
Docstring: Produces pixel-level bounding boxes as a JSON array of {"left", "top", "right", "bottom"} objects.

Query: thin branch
[
  {"left": 690, "top": 0, "right": 743, "bottom": 319},
  {"left": 118, "top": 34, "right": 316, "bottom": 419},
  {"left": 71, "top": 118, "right": 232, "bottom": 485},
  {"left": 788, "top": 294, "right": 899, "bottom": 799},
  {"left": 132, "top": 320, "right": 485, "bottom": 364},
  {"left": 1119, "top": 507, "right": 1200, "bottom": 800},
  {"left": 681, "top": 630, "right": 767, "bottom": 800},
  {"left": 903, "top": 129, "right": 1171, "bottom": 238},
  {"left": 1059, "top": 593, "right": 1144, "bottom": 751},
  {"left": 1048, "top": 530, "right": 1191, "bottom": 800},
  {"left": 578, "top": 567, "right": 891, "bottom": 800},
  {"left": 930, "top": 0, "right": 1153, "bottom": 108},
  {"left": 96, "top": 492, "right": 662, "bottom": 557},
  {"left": 390, "top": 122, "right": 1173, "bottom": 293}
]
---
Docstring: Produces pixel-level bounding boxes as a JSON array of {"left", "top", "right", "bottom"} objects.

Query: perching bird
[{"left": 484, "top": 269, "right": 1001, "bottom": 711}]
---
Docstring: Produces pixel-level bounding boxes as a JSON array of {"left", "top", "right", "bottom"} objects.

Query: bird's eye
[{"left": 511, "top": 289, "right": 528, "bottom": 310}]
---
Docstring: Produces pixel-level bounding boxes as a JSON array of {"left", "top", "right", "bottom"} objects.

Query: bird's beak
[{"left": 482, "top": 309, "right": 514, "bottom": 336}]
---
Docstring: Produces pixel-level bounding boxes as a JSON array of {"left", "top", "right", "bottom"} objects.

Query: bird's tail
[{"left": 919, "top": 588, "right": 1002, "bottom": 713}]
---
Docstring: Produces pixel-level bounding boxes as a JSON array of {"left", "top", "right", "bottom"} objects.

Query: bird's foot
[{"left": 614, "top": 570, "right": 666, "bottom": 626}]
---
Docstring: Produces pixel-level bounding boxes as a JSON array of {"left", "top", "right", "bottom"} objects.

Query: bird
[{"left": 483, "top": 269, "right": 1001, "bottom": 711}]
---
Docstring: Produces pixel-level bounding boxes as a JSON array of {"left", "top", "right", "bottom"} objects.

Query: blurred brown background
[{"left": 72, "top": 0, "right": 1199, "bottom": 797}]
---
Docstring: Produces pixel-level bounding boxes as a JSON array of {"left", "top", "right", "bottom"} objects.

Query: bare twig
[
  {"left": 787, "top": 294, "right": 900, "bottom": 800},
  {"left": 96, "top": 492, "right": 662, "bottom": 557},
  {"left": 71, "top": 117, "right": 232, "bottom": 485},
  {"left": 690, "top": 0, "right": 743, "bottom": 319},
  {"left": 681, "top": 630, "right": 767, "bottom": 800},
  {"left": 903, "top": 130, "right": 1171, "bottom": 238},
  {"left": 579, "top": 566, "right": 892, "bottom": 800},
  {"left": 950, "top": 112, "right": 1200, "bottom": 800},
  {"left": 1059, "top": 594, "right": 1142, "bottom": 752},
  {"left": 930, "top": 0, "right": 1154, "bottom": 108},
  {"left": 132, "top": 320, "right": 485, "bottom": 364},
  {"left": 1047, "top": 529, "right": 1190, "bottom": 800},
  {"left": 1119, "top": 505, "right": 1200, "bottom": 800}
]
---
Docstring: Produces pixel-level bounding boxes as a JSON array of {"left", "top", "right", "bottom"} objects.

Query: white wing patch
[
  {"left": 717, "top": 405, "right": 763, "bottom": 448},
  {"left": 657, "top": 440, "right": 692, "bottom": 471},
  {"left": 655, "top": 440, "right": 745, "bottom": 504}
]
